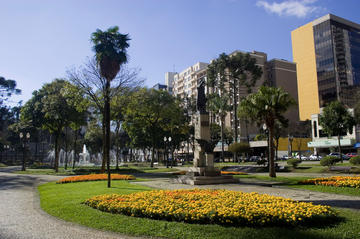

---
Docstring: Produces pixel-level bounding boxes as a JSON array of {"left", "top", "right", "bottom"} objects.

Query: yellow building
[{"left": 292, "top": 14, "right": 360, "bottom": 120}]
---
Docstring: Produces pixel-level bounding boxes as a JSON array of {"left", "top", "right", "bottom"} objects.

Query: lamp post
[
  {"left": 20, "top": 132, "right": 30, "bottom": 171},
  {"left": 164, "top": 136, "right": 172, "bottom": 168},
  {"left": 263, "top": 124, "right": 269, "bottom": 161}
]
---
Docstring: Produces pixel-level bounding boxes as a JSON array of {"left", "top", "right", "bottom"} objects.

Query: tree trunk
[
  {"left": 275, "top": 137, "right": 279, "bottom": 162},
  {"left": 268, "top": 125, "right": 276, "bottom": 177},
  {"left": 72, "top": 129, "right": 78, "bottom": 169},
  {"left": 151, "top": 147, "right": 155, "bottom": 168},
  {"left": 21, "top": 141, "right": 26, "bottom": 171},
  {"left": 105, "top": 80, "right": 111, "bottom": 188},
  {"left": 101, "top": 116, "right": 106, "bottom": 173},
  {"left": 338, "top": 135, "right": 343, "bottom": 163},
  {"left": 221, "top": 116, "right": 225, "bottom": 163},
  {"left": 233, "top": 79, "right": 238, "bottom": 162},
  {"left": 54, "top": 133, "right": 60, "bottom": 173},
  {"left": 64, "top": 127, "right": 68, "bottom": 170}
]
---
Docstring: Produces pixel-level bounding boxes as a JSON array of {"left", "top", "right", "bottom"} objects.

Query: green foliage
[
  {"left": 123, "top": 89, "right": 189, "bottom": 154},
  {"left": 84, "top": 120, "right": 103, "bottom": 154},
  {"left": 0, "top": 76, "right": 21, "bottom": 105},
  {"left": 287, "top": 158, "right": 302, "bottom": 168},
  {"left": 21, "top": 79, "right": 88, "bottom": 172},
  {"left": 319, "top": 101, "right": 355, "bottom": 138},
  {"left": 223, "top": 127, "right": 233, "bottom": 146},
  {"left": 350, "top": 156, "right": 360, "bottom": 165},
  {"left": 256, "top": 158, "right": 267, "bottom": 166},
  {"left": 91, "top": 26, "right": 130, "bottom": 81},
  {"left": 320, "top": 156, "right": 339, "bottom": 167},
  {"left": 228, "top": 142, "right": 250, "bottom": 154}
]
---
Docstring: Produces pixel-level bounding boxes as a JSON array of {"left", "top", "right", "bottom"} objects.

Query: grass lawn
[
  {"left": 235, "top": 175, "right": 360, "bottom": 197},
  {"left": 14, "top": 166, "right": 179, "bottom": 175},
  {"left": 38, "top": 180, "right": 360, "bottom": 239},
  {"left": 0, "top": 162, "right": 8, "bottom": 167}
]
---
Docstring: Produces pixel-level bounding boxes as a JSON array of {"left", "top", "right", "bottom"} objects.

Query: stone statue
[{"left": 197, "top": 78, "right": 207, "bottom": 114}]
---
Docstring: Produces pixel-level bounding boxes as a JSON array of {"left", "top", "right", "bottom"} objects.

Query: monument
[{"left": 176, "top": 79, "right": 237, "bottom": 185}]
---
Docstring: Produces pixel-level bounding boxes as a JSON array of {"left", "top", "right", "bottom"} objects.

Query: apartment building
[{"left": 166, "top": 50, "right": 299, "bottom": 143}]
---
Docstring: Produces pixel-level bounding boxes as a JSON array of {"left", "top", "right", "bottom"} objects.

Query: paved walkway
[{"left": 0, "top": 167, "right": 141, "bottom": 239}]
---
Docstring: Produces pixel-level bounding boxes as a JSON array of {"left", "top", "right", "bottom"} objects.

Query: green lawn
[
  {"left": 38, "top": 180, "right": 360, "bottom": 239},
  {"left": 235, "top": 175, "right": 360, "bottom": 197},
  {"left": 14, "top": 166, "right": 179, "bottom": 175},
  {"left": 0, "top": 162, "right": 7, "bottom": 167}
]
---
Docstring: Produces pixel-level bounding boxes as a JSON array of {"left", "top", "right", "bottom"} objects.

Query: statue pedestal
[{"left": 176, "top": 112, "right": 237, "bottom": 185}]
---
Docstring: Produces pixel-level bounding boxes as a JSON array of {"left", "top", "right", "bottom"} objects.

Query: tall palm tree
[
  {"left": 91, "top": 26, "right": 130, "bottom": 187},
  {"left": 239, "top": 86, "right": 295, "bottom": 177}
]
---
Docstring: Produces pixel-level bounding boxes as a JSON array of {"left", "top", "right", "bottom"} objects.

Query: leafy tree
[
  {"left": 21, "top": 79, "right": 87, "bottom": 172},
  {"left": 228, "top": 142, "right": 250, "bottom": 162},
  {"left": 239, "top": 86, "right": 296, "bottom": 177},
  {"left": 84, "top": 120, "right": 103, "bottom": 160},
  {"left": 123, "top": 89, "right": 189, "bottom": 167},
  {"left": 207, "top": 52, "right": 262, "bottom": 145},
  {"left": 319, "top": 101, "right": 355, "bottom": 162},
  {"left": 111, "top": 88, "right": 134, "bottom": 169},
  {"left": 207, "top": 92, "right": 232, "bottom": 162},
  {"left": 68, "top": 57, "right": 141, "bottom": 179},
  {"left": 0, "top": 76, "right": 21, "bottom": 106},
  {"left": 223, "top": 127, "right": 234, "bottom": 147}
]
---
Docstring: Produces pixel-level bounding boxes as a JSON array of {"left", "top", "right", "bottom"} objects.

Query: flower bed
[
  {"left": 57, "top": 174, "right": 136, "bottom": 184},
  {"left": 300, "top": 176, "right": 360, "bottom": 188},
  {"left": 84, "top": 189, "right": 335, "bottom": 226}
]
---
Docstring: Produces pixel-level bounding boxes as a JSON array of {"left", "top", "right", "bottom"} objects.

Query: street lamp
[
  {"left": 164, "top": 136, "right": 172, "bottom": 168},
  {"left": 20, "top": 132, "right": 30, "bottom": 171}
]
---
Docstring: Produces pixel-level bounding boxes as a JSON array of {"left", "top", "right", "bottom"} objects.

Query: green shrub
[
  {"left": 256, "top": 158, "right": 267, "bottom": 166},
  {"left": 287, "top": 158, "right": 301, "bottom": 168},
  {"left": 228, "top": 142, "right": 250, "bottom": 154},
  {"left": 350, "top": 156, "right": 360, "bottom": 165},
  {"left": 320, "top": 156, "right": 339, "bottom": 167}
]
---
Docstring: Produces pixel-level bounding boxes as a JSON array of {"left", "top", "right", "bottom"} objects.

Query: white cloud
[{"left": 256, "top": 0, "right": 320, "bottom": 18}]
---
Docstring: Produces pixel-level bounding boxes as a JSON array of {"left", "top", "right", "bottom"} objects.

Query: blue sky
[{"left": 1, "top": 0, "right": 360, "bottom": 105}]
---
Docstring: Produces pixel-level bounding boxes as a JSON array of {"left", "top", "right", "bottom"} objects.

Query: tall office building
[{"left": 292, "top": 14, "right": 360, "bottom": 120}]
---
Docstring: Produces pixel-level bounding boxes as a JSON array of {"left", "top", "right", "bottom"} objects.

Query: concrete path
[{"left": 0, "top": 167, "right": 141, "bottom": 239}]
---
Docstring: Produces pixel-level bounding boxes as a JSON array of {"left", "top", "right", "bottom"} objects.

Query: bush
[
  {"left": 256, "top": 158, "right": 267, "bottom": 166},
  {"left": 350, "top": 156, "right": 360, "bottom": 165},
  {"left": 287, "top": 158, "right": 301, "bottom": 168},
  {"left": 228, "top": 142, "right": 250, "bottom": 154},
  {"left": 320, "top": 156, "right": 339, "bottom": 167}
]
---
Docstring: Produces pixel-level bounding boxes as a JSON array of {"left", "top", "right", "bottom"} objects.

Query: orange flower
[{"left": 56, "top": 174, "right": 135, "bottom": 184}]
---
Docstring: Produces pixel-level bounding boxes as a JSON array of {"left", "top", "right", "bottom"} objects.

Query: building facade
[
  {"left": 292, "top": 14, "right": 360, "bottom": 120},
  {"left": 167, "top": 50, "right": 299, "bottom": 147}
]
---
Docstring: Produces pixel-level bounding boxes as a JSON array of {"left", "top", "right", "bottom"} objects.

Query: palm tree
[
  {"left": 91, "top": 26, "right": 130, "bottom": 188},
  {"left": 239, "top": 86, "right": 295, "bottom": 177},
  {"left": 207, "top": 93, "right": 231, "bottom": 162}
]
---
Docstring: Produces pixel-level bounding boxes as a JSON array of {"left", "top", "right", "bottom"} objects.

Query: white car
[{"left": 308, "top": 154, "right": 322, "bottom": 160}]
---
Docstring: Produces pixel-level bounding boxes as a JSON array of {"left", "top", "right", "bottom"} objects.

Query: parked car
[
  {"left": 297, "top": 155, "right": 308, "bottom": 160},
  {"left": 328, "top": 152, "right": 350, "bottom": 160},
  {"left": 346, "top": 152, "right": 357, "bottom": 158},
  {"left": 308, "top": 154, "right": 322, "bottom": 160},
  {"left": 249, "top": 156, "right": 262, "bottom": 162}
]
